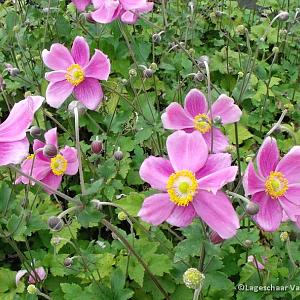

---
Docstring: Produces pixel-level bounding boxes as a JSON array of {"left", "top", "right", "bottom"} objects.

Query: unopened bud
[
  {"left": 91, "top": 140, "right": 103, "bottom": 154},
  {"left": 10, "top": 68, "right": 20, "bottom": 76},
  {"left": 236, "top": 24, "right": 246, "bottom": 35},
  {"left": 210, "top": 231, "right": 224, "bottom": 244},
  {"left": 121, "top": 78, "right": 128, "bottom": 85},
  {"left": 27, "top": 284, "right": 37, "bottom": 295},
  {"left": 278, "top": 11, "right": 289, "bottom": 21},
  {"left": 143, "top": 68, "right": 154, "bottom": 78},
  {"left": 197, "top": 55, "right": 209, "bottom": 68},
  {"left": 150, "top": 63, "right": 158, "bottom": 71},
  {"left": 43, "top": 144, "right": 58, "bottom": 158},
  {"left": 246, "top": 202, "right": 259, "bottom": 215},
  {"left": 183, "top": 268, "right": 205, "bottom": 289},
  {"left": 243, "top": 239, "right": 253, "bottom": 248},
  {"left": 280, "top": 231, "right": 289, "bottom": 242},
  {"left": 118, "top": 211, "right": 127, "bottom": 221},
  {"left": 68, "top": 101, "right": 86, "bottom": 117},
  {"left": 193, "top": 72, "right": 204, "bottom": 82},
  {"left": 152, "top": 33, "right": 161, "bottom": 43},
  {"left": 48, "top": 216, "right": 64, "bottom": 231},
  {"left": 129, "top": 69, "right": 137, "bottom": 78},
  {"left": 238, "top": 71, "right": 244, "bottom": 78},
  {"left": 64, "top": 257, "right": 73, "bottom": 268},
  {"left": 114, "top": 148, "right": 123, "bottom": 161},
  {"left": 30, "top": 126, "right": 41, "bottom": 138},
  {"left": 272, "top": 47, "right": 279, "bottom": 54}
]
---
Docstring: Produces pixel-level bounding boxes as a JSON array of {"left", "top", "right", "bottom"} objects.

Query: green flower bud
[
  {"left": 129, "top": 69, "right": 137, "bottom": 77},
  {"left": 183, "top": 268, "right": 205, "bottom": 289},
  {"left": 27, "top": 284, "right": 37, "bottom": 295},
  {"left": 118, "top": 211, "right": 127, "bottom": 221},
  {"left": 280, "top": 231, "right": 289, "bottom": 242}
]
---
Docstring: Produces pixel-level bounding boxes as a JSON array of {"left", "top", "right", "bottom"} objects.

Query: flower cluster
[{"left": 72, "top": 0, "right": 154, "bottom": 24}]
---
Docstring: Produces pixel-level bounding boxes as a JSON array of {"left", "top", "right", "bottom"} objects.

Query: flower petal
[
  {"left": 256, "top": 137, "right": 279, "bottom": 178},
  {"left": 202, "top": 128, "right": 229, "bottom": 153},
  {"left": 44, "top": 128, "right": 58, "bottom": 147},
  {"left": 46, "top": 80, "right": 74, "bottom": 108},
  {"left": 73, "top": 78, "right": 103, "bottom": 110},
  {"left": 278, "top": 197, "right": 300, "bottom": 222},
  {"left": 197, "top": 166, "right": 237, "bottom": 194},
  {"left": 91, "top": 0, "right": 121, "bottom": 24},
  {"left": 210, "top": 94, "right": 242, "bottom": 125},
  {"left": 71, "top": 36, "right": 90, "bottom": 67},
  {"left": 139, "top": 156, "right": 174, "bottom": 191},
  {"left": 41, "top": 173, "right": 62, "bottom": 194},
  {"left": 284, "top": 184, "right": 300, "bottom": 205},
  {"left": 45, "top": 71, "right": 67, "bottom": 83},
  {"left": 138, "top": 193, "right": 175, "bottom": 226},
  {"left": 28, "top": 267, "right": 47, "bottom": 284},
  {"left": 60, "top": 146, "right": 79, "bottom": 175},
  {"left": 276, "top": 146, "right": 300, "bottom": 183},
  {"left": 192, "top": 190, "right": 239, "bottom": 239},
  {"left": 166, "top": 130, "right": 208, "bottom": 172},
  {"left": 161, "top": 103, "right": 194, "bottom": 130},
  {"left": 72, "top": 0, "right": 91, "bottom": 11},
  {"left": 252, "top": 192, "right": 282, "bottom": 232},
  {"left": 84, "top": 50, "right": 111, "bottom": 80},
  {"left": 243, "top": 162, "right": 265, "bottom": 196},
  {"left": 16, "top": 270, "right": 28, "bottom": 285},
  {"left": 120, "top": 0, "right": 147, "bottom": 10},
  {"left": 0, "top": 138, "right": 29, "bottom": 166},
  {"left": 184, "top": 88, "right": 208, "bottom": 117},
  {"left": 165, "top": 204, "right": 196, "bottom": 227},
  {"left": 42, "top": 44, "right": 74, "bottom": 71}
]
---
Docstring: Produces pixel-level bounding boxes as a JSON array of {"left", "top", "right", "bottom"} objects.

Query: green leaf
[
  {"left": 226, "top": 124, "right": 253, "bottom": 145},
  {"left": 116, "top": 192, "right": 144, "bottom": 216}
]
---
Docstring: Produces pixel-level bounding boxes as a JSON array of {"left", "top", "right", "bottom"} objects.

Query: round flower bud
[
  {"left": 91, "top": 199, "right": 103, "bottom": 210},
  {"left": 121, "top": 79, "right": 128, "bottom": 85},
  {"left": 193, "top": 72, "right": 204, "bottom": 82},
  {"left": 152, "top": 33, "right": 161, "bottom": 43},
  {"left": 64, "top": 257, "right": 73, "bottom": 268},
  {"left": 243, "top": 239, "right": 253, "bottom": 248},
  {"left": 118, "top": 211, "right": 127, "bottom": 221},
  {"left": 129, "top": 69, "right": 137, "bottom": 77},
  {"left": 43, "top": 144, "right": 58, "bottom": 158},
  {"left": 27, "top": 284, "right": 37, "bottom": 295},
  {"left": 68, "top": 101, "right": 86, "bottom": 117},
  {"left": 29, "top": 126, "right": 41, "bottom": 138},
  {"left": 278, "top": 11, "right": 289, "bottom": 21},
  {"left": 197, "top": 55, "right": 209, "bottom": 68},
  {"left": 284, "top": 103, "right": 294, "bottom": 112},
  {"left": 91, "top": 140, "right": 103, "bottom": 154},
  {"left": 150, "top": 63, "right": 158, "bottom": 71},
  {"left": 143, "top": 68, "right": 154, "bottom": 78},
  {"left": 238, "top": 71, "right": 244, "bottom": 78},
  {"left": 210, "top": 231, "right": 224, "bottom": 244},
  {"left": 280, "top": 231, "right": 289, "bottom": 242},
  {"left": 114, "top": 149, "right": 124, "bottom": 161},
  {"left": 213, "top": 115, "right": 222, "bottom": 126},
  {"left": 10, "top": 68, "right": 20, "bottom": 76},
  {"left": 246, "top": 202, "right": 259, "bottom": 215},
  {"left": 235, "top": 24, "right": 246, "bottom": 35},
  {"left": 272, "top": 47, "right": 279, "bottom": 54},
  {"left": 48, "top": 216, "right": 64, "bottom": 231},
  {"left": 183, "top": 268, "right": 205, "bottom": 289}
]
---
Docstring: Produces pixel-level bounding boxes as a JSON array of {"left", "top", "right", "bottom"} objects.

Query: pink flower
[
  {"left": 161, "top": 89, "right": 242, "bottom": 153},
  {"left": 243, "top": 137, "right": 300, "bottom": 232},
  {"left": 16, "top": 128, "right": 79, "bottom": 194},
  {"left": 91, "top": 0, "right": 153, "bottom": 24},
  {"left": 247, "top": 255, "right": 266, "bottom": 270},
  {"left": 0, "top": 96, "right": 44, "bottom": 166},
  {"left": 138, "top": 130, "right": 239, "bottom": 239},
  {"left": 16, "top": 267, "right": 47, "bottom": 285},
  {"left": 42, "top": 36, "right": 110, "bottom": 110},
  {"left": 72, "top": 0, "right": 91, "bottom": 11}
]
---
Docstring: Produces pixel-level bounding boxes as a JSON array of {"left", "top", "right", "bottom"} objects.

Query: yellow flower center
[
  {"left": 193, "top": 113, "right": 211, "bottom": 134},
  {"left": 50, "top": 154, "right": 68, "bottom": 176},
  {"left": 265, "top": 171, "right": 288, "bottom": 198},
  {"left": 65, "top": 64, "right": 85, "bottom": 86},
  {"left": 27, "top": 154, "right": 35, "bottom": 160},
  {"left": 166, "top": 170, "right": 198, "bottom": 206}
]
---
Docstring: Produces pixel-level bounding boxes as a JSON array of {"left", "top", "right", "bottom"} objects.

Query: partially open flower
[{"left": 16, "top": 267, "right": 47, "bottom": 285}]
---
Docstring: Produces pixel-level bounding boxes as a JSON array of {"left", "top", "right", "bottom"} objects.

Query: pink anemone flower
[
  {"left": 71, "top": 0, "right": 91, "bottom": 11},
  {"left": 16, "top": 128, "right": 79, "bottom": 194},
  {"left": 161, "top": 89, "right": 242, "bottom": 153},
  {"left": 138, "top": 130, "right": 240, "bottom": 239},
  {"left": 243, "top": 137, "right": 300, "bottom": 232},
  {"left": 16, "top": 267, "right": 47, "bottom": 285},
  {"left": 120, "top": 2, "right": 154, "bottom": 24},
  {"left": 42, "top": 36, "right": 110, "bottom": 110},
  {"left": 0, "top": 96, "right": 44, "bottom": 166}
]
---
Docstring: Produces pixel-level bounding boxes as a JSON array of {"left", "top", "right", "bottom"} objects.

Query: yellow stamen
[
  {"left": 27, "top": 154, "right": 35, "bottom": 160},
  {"left": 65, "top": 64, "right": 85, "bottom": 86},
  {"left": 50, "top": 154, "right": 68, "bottom": 176},
  {"left": 193, "top": 113, "right": 211, "bottom": 134},
  {"left": 265, "top": 171, "right": 288, "bottom": 198},
  {"left": 166, "top": 170, "right": 198, "bottom": 206}
]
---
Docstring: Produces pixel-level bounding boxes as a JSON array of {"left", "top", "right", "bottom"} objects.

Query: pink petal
[
  {"left": 256, "top": 137, "right": 279, "bottom": 178},
  {"left": 32, "top": 159, "right": 51, "bottom": 181},
  {"left": 252, "top": 192, "right": 282, "bottom": 232},
  {"left": 120, "top": 11, "right": 138, "bottom": 24},
  {"left": 71, "top": 36, "right": 90, "bottom": 67},
  {"left": 42, "top": 44, "right": 74, "bottom": 71},
  {"left": 197, "top": 166, "right": 238, "bottom": 194},
  {"left": 196, "top": 153, "right": 232, "bottom": 178},
  {"left": 120, "top": 0, "right": 147, "bottom": 10},
  {"left": 28, "top": 267, "right": 47, "bottom": 284},
  {"left": 210, "top": 94, "right": 242, "bottom": 125},
  {"left": 202, "top": 128, "right": 229, "bottom": 153},
  {"left": 60, "top": 146, "right": 79, "bottom": 175},
  {"left": 16, "top": 157, "right": 34, "bottom": 184},
  {"left": 243, "top": 162, "right": 265, "bottom": 196},
  {"left": 72, "top": 0, "right": 91, "bottom": 11},
  {"left": 248, "top": 256, "right": 265, "bottom": 270},
  {"left": 192, "top": 190, "right": 239, "bottom": 239},
  {"left": 166, "top": 130, "right": 208, "bottom": 173},
  {"left": 161, "top": 103, "right": 194, "bottom": 130},
  {"left": 33, "top": 140, "right": 49, "bottom": 162},
  {"left": 276, "top": 146, "right": 300, "bottom": 184},
  {"left": 278, "top": 197, "right": 300, "bottom": 222},
  {"left": 165, "top": 204, "right": 196, "bottom": 227},
  {"left": 45, "top": 71, "right": 67, "bottom": 83},
  {"left": 184, "top": 88, "right": 208, "bottom": 118},
  {"left": 0, "top": 138, "right": 29, "bottom": 166},
  {"left": 0, "top": 96, "right": 43, "bottom": 142},
  {"left": 91, "top": 0, "right": 121, "bottom": 24},
  {"left": 139, "top": 156, "right": 174, "bottom": 191},
  {"left": 84, "top": 50, "right": 110, "bottom": 80},
  {"left": 44, "top": 128, "right": 58, "bottom": 147},
  {"left": 41, "top": 173, "right": 62, "bottom": 194},
  {"left": 284, "top": 184, "right": 300, "bottom": 205},
  {"left": 46, "top": 80, "right": 74, "bottom": 108},
  {"left": 138, "top": 193, "right": 175, "bottom": 226},
  {"left": 16, "top": 270, "right": 28, "bottom": 285},
  {"left": 282, "top": 210, "right": 289, "bottom": 222},
  {"left": 73, "top": 78, "right": 103, "bottom": 110}
]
